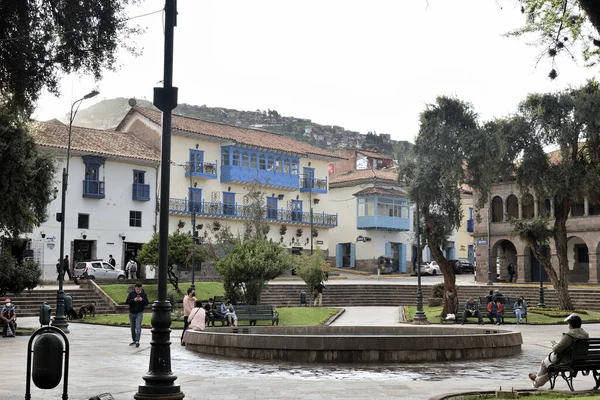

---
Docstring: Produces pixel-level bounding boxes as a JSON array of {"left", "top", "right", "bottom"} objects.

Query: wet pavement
[{"left": 4, "top": 307, "right": 597, "bottom": 400}]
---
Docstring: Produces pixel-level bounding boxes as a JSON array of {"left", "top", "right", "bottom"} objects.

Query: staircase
[
  {"left": 7, "top": 285, "right": 115, "bottom": 317},
  {"left": 260, "top": 283, "right": 600, "bottom": 311}
]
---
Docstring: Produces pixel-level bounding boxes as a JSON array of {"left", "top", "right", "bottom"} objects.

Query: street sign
[{"left": 477, "top": 239, "right": 487, "bottom": 245}]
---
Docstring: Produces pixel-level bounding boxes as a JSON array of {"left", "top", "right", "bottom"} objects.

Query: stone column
[
  {"left": 584, "top": 198, "right": 589, "bottom": 217},
  {"left": 533, "top": 196, "right": 539, "bottom": 218},
  {"left": 589, "top": 252, "right": 599, "bottom": 284},
  {"left": 504, "top": 198, "right": 509, "bottom": 221},
  {"left": 517, "top": 250, "right": 531, "bottom": 283}
]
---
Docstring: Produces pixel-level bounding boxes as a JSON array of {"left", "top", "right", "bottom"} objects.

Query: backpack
[{"left": 129, "top": 262, "right": 138, "bottom": 272}]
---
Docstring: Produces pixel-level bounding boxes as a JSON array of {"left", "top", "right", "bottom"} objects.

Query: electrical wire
[{"left": 0, "top": 8, "right": 164, "bottom": 43}]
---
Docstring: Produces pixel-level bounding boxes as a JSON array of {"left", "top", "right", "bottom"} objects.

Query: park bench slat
[{"left": 548, "top": 339, "right": 600, "bottom": 391}]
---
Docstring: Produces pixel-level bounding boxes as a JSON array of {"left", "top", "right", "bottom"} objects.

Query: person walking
[
  {"left": 126, "top": 282, "right": 149, "bottom": 347},
  {"left": 313, "top": 282, "right": 326, "bottom": 307},
  {"left": 507, "top": 262, "right": 515, "bottom": 282},
  {"left": 62, "top": 255, "right": 72, "bottom": 281},
  {"left": 108, "top": 254, "right": 116, "bottom": 267},
  {"left": 125, "top": 257, "right": 136, "bottom": 279},
  {"left": 181, "top": 288, "right": 196, "bottom": 345}
]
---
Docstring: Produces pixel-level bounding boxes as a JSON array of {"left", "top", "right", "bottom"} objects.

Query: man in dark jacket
[
  {"left": 529, "top": 314, "right": 589, "bottom": 388},
  {"left": 461, "top": 297, "right": 483, "bottom": 325},
  {"left": 126, "top": 282, "right": 149, "bottom": 347}
]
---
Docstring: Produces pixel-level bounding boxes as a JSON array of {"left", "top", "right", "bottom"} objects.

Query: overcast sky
[{"left": 33, "top": 0, "right": 598, "bottom": 142}]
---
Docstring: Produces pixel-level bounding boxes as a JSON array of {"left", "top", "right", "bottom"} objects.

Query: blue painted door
[
  {"left": 400, "top": 243, "right": 406, "bottom": 273},
  {"left": 303, "top": 167, "right": 314, "bottom": 189},
  {"left": 336, "top": 244, "right": 343, "bottom": 268},
  {"left": 188, "top": 188, "right": 202, "bottom": 213},
  {"left": 291, "top": 200, "right": 302, "bottom": 222},
  {"left": 468, "top": 245, "right": 474, "bottom": 264},
  {"left": 266, "top": 197, "right": 278, "bottom": 219},
  {"left": 350, "top": 243, "right": 356, "bottom": 268},
  {"left": 426, "top": 247, "right": 431, "bottom": 262},
  {"left": 223, "top": 192, "right": 235, "bottom": 215}
]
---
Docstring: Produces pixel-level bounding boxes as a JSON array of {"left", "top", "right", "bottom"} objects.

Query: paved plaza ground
[{"left": 3, "top": 305, "right": 597, "bottom": 400}]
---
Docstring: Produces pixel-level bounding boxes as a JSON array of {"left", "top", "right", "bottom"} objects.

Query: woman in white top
[
  {"left": 180, "top": 288, "right": 196, "bottom": 345},
  {"left": 187, "top": 300, "right": 206, "bottom": 331}
]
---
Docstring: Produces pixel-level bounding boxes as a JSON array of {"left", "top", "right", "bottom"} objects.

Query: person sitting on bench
[
  {"left": 220, "top": 299, "right": 238, "bottom": 327},
  {"left": 529, "top": 314, "right": 589, "bottom": 388},
  {"left": 461, "top": 297, "right": 483, "bottom": 325},
  {"left": 1, "top": 298, "right": 16, "bottom": 337}
]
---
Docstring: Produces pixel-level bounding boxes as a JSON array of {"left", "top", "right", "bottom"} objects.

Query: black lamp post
[
  {"left": 487, "top": 195, "right": 493, "bottom": 285},
  {"left": 413, "top": 194, "right": 428, "bottom": 324},
  {"left": 538, "top": 262, "right": 546, "bottom": 307},
  {"left": 51, "top": 89, "right": 99, "bottom": 334},
  {"left": 135, "top": 1, "right": 183, "bottom": 398}
]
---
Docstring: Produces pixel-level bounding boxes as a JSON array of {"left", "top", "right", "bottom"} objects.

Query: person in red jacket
[{"left": 487, "top": 299, "right": 503, "bottom": 325}]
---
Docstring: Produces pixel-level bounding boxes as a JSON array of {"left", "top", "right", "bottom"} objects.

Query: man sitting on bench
[
  {"left": 1, "top": 298, "right": 16, "bottom": 337},
  {"left": 529, "top": 314, "right": 589, "bottom": 388},
  {"left": 461, "top": 297, "right": 483, "bottom": 325}
]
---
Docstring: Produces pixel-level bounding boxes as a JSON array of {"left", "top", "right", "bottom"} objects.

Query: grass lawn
[
  {"left": 99, "top": 282, "right": 225, "bottom": 305},
  {"left": 404, "top": 306, "right": 600, "bottom": 324},
  {"left": 456, "top": 394, "right": 600, "bottom": 399},
  {"left": 73, "top": 307, "right": 339, "bottom": 329}
]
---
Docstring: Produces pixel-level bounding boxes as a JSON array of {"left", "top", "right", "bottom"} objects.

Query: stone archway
[
  {"left": 506, "top": 195, "right": 518, "bottom": 220},
  {"left": 492, "top": 196, "right": 503, "bottom": 222},
  {"left": 491, "top": 239, "right": 518, "bottom": 282},
  {"left": 567, "top": 236, "right": 589, "bottom": 283}
]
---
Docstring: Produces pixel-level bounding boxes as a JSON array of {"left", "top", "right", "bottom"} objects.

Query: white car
[
  {"left": 419, "top": 261, "right": 441, "bottom": 276},
  {"left": 74, "top": 260, "right": 126, "bottom": 280}
]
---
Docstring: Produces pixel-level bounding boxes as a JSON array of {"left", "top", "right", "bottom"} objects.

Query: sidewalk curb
[{"left": 323, "top": 308, "right": 345, "bottom": 326}]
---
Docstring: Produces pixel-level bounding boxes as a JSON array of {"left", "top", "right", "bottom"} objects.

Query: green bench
[
  {"left": 235, "top": 305, "right": 279, "bottom": 326},
  {"left": 548, "top": 338, "right": 600, "bottom": 391},
  {"left": 450, "top": 296, "right": 527, "bottom": 324}
]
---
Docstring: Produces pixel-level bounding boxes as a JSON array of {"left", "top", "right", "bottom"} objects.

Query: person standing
[
  {"left": 108, "top": 254, "right": 116, "bottom": 267},
  {"left": 181, "top": 288, "right": 196, "bottom": 345},
  {"left": 62, "top": 255, "right": 72, "bottom": 281},
  {"left": 529, "top": 314, "right": 589, "bottom": 388},
  {"left": 313, "top": 282, "right": 326, "bottom": 307},
  {"left": 125, "top": 257, "right": 136, "bottom": 279},
  {"left": 126, "top": 282, "right": 149, "bottom": 347},
  {"left": 507, "top": 262, "right": 515, "bottom": 282}
]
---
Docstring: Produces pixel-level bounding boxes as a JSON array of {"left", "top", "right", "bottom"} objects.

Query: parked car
[
  {"left": 449, "top": 259, "right": 475, "bottom": 274},
  {"left": 74, "top": 260, "right": 125, "bottom": 280},
  {"left": 419, "top": 261, "right": 441, "bottom": 276}
]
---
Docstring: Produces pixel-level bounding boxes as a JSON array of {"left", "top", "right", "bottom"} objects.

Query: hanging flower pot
[
  {"left": 312, "top": 228, "right": 318, "bottom": 237},
  {"left": 296, "top": 228, "right": 303, "bottom": 237},
  {"left": 177, "top": 219, "right": 186, "bottom": 229},
  {"left": 196, "top": 224, "right": 203, "bottom": 230},
  {"left": 213, "top": 221, "right": 221, "bottom": 231},
  {"left": 279, "top": 225, "right": 287, "bottom": 235},
  {"left": 278, "top": 194, "right": 285, "bottom": 200},
  {"left": 313, "top": 198, "right": 320, "bottom": 204}
]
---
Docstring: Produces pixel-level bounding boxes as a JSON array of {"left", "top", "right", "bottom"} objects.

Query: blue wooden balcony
[
  {"left": 467, "top": 219, "right": 474, "bottom": 232},
  {"left": 357, "top": 215, "right": 409, "bottom": 231},
  {"left": 220, "top": 165, "right": 299, "bottom": 190},
  {"left": 82, "top": 180, "right": 105, "bottom": 198},
  {"left": 299, "top": 174, "right": 327, "bottom": 194},
  {"left": 132, "top": 183, "right": 150, "bottom": 201},
  {"left": 185, "top": 160, "right": 217, "bottom": 179},
  {"left": 168, "top": 198, "right": 337, "bottom": 227}
]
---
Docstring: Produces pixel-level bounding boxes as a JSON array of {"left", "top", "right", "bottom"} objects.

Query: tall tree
[
  {"left": 505, "top": 81, "right": 600, "bottom": 310},
  {"left": 0, "top": 112, "right": 55, "bottom": 237},
  {"left": 400, "top": 96, "right": 501, "bottom": 316},
  {"left": 508, "top": 0, "right": 600, "bottom": 78},
  {"left": 0, "top": 0, "right": 142, "bottom": 115}
]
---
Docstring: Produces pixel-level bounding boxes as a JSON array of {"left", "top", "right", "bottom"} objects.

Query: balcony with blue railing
[
  {"left": 132, "top": 183, "right": 150, "bottom": 201},
  {"left": 299, "top": 174, "right": 327, "bottom": 194},
  {"left": 220, "top": 166, "right": 299, "bottom": 190},
  {"left": 83, "top": 180, "right": 105, "bottom": 198},
  {"left": 168, "top": 198, "right": 338, "bottom": 227},
  {"left": 357, "top": 215, "right": 410, "bottom": 231},
  {"left": 467, "top": 218, "right": 474, "bottom": 233},
  {"left": 185, "top": 160, "right": 218, "bottom": 179}
]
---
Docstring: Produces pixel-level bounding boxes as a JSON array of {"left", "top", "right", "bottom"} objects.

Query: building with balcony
[
  {"left": 329, "top": 148, "right": 394, "bottom": 175},
  {"left": 455, "top": 188, "right": 475, "bottom": 264},
  {"left": 327, "top": 169, "right": 413, "bottom": 272},
  {"left": 27, "top": 121, "right": 160, "bottom": 280},
  {"left": 116, "top": 107, "right": 342, "bottom": 255},
  {"left": 473, "top": 180, "right": 600, "bottom": 284}
]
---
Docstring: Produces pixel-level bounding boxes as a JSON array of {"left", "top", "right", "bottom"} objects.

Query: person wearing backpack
[{"left": 126, "top": 257, "right": 137, "bottom": 279}]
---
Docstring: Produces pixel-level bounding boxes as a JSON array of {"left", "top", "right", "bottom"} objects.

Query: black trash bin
[
  {"left": 300, "top": 291, "right": 307, "bottom": 306},
  {"left": 64, "top": 294, "right": 73, "bottom": 314},
  {"left": 39, "top": 303, "right": 52, "bottom": 326}
]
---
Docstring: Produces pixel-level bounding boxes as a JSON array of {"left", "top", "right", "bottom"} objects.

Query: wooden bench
[
  {"left": 548, "top": 338, "right": 600, "bottom": 391},
  {"left": 235, "top": 305, "right": 279, "bottom": 326}
]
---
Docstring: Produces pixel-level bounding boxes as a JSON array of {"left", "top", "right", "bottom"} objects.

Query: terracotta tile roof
[
  {"left": 129, "top": 107, "right": 345, "bottom": 160},
  {"left": 329, "top": 168, "right": 398, "bottom": 185},
  {"left": 353, "top": 186, "right": 406, "bottom": 197},
  {"left": 30, "top": 121, "right": 161, "bottom": 162},
  {"left": 355, "top": 149, "right": 393, "bottom": 160}
]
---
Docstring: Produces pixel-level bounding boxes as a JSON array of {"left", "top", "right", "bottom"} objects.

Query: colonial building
[
  {"left": 116, "top": 107, "right": 341, "bottom": 264},
  {"left": 474, "top": 181, "right": 600, "bottom": 284},
  {"left": 28, "top": 121, "right": 160, "bottom": 280}
]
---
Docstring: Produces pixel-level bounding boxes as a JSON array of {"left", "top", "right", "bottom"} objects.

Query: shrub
[
  {"left": 432, "top": 283, "right": 445, "bottom": 299},
  {"left": 428, "top": 298, "right": 443, "bottom": 307},
  {"left": 0, "top": 252, "right": 41, "bottom": 295}
]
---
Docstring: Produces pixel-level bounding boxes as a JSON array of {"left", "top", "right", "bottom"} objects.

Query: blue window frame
[
  {"left": 189, "top": 150, "right": 204, "bottom": 173},
  {"left": 82, "top": 155, "right": 105, "bottom": 198},
  {"left": 133, "top": 170, "right": 145, "bottom": 184},
  {"left": 223, "top": 192, "right": 235, "bottom": 215},
  {"left": 303, "top": 167, "right": 314, "bottom": 189},
  {"left": 221, "top": 147, "right": 230, "bottom": 166},
  {"left": 291, "top": 200, "right": 302, "bottom": 222},
  {"left": 267, "top": 197, "right": 278, "bottom": 219},
  {"left": 189, "top": 188, "right": 202, "bottom": 213},
  {"left": 132, "top": 170, "right": 150, "bottom": 201}
]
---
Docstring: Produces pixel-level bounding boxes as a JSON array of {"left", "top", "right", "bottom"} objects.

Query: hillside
[{"left": 59, "top": 97, "right": 413, "bottom": 160}]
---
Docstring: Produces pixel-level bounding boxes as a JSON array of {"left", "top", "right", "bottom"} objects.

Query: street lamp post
[
  {"left": 136, "top": 1, "right": 183, "bottom": 398},
  {"left": 187, "top": 161, "right": 196, "bottom": 291},
  {"left": 538, "top": 263, "right": 546, "bottom": 307},
  {"left": 413, "top": 195, "right": 428, "bottom": 324},
  {"left": 487, "top": 195, "right": 493, "bottom": 286},
  {"left": 51, "top": 89, "right": 99, "bottom": 333}
]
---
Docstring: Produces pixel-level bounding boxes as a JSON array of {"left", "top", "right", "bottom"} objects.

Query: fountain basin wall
[{"left": 183, "top": 326, "right": 522, "bottom": 363}]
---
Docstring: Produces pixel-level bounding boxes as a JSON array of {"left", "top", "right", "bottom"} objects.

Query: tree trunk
[
  {"left": 579, "top": 0, "right": 600, "bottom": 37},
  {"left": 552, "top": 199, "right": 574, "bottom": 310},
  {"left": 427, "top": 237, "right": 458, "bottom": 316}
]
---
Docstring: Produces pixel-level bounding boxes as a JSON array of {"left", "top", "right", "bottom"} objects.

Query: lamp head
[{"left": 84, "top": 90, "right": 99, "bottom": 99}]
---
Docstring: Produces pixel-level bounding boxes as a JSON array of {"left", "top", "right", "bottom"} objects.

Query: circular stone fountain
[{"left": 183, "top": 326, "right": 522, "bottom": 363}]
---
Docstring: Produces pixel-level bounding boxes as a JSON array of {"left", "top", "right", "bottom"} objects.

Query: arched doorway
[
  {"left": 567, "top": 236, "right": 589, "bottom": 283},
  {"left": 491, "top": 239, "right": 517, "bottom": 282},
  {"left": 506, "top": 195, "right": 518, "bottom": 220},
  {"left": 522, "top": 193, "right": 534, "bottom": 219},
  {"left": 492, "top": 196, "right": 503, "bottom": 222}
]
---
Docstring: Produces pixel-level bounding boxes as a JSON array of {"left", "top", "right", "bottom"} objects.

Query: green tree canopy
[
  {"left": 214, "top": 238, "right": 291, "bottom": 305},
  {"left": 293, "top": 249, "right": 330, "bottom": 295},
  {"left": 0, "top": 0, "right": 142, "bottom": 115},
  {"left": 400, "top": 96, "right": 501, "bottom": 315},
  {"left": 0, "top": 112, "right": 55, "bottom": 238}
]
